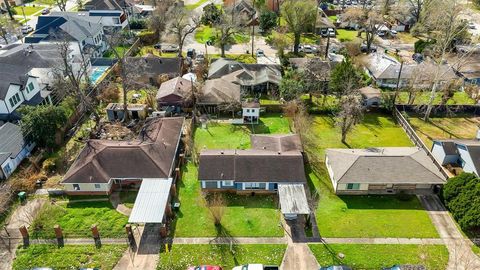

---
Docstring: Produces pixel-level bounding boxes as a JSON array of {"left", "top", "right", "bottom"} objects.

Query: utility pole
[
  {"left": 393, "top": 61, "right": 404, "bottom": 105},
  {"left": 3, "top": 0, "right": 13, "bottom": 20},
  {"left": 21, "top": 6, "right": 27, "bottom": 25},
  {"left": 324, "top": 35, "right": 330, "bottom": 59},
  {"left": 251, "top": 0, "right": 255, "bottom": 57}
]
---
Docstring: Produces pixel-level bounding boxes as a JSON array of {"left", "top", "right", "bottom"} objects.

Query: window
[
  {"left": 27, "top": 82, "right": 34, "bottom": 93},
  {"left": 94, "top": 184, "right": 101, "bottom": 189},
  {"left": 346, "top": 183, "right": 360, "bottom": 190},
  {"left": 244, "top": 182, "right": 265, "bottom": 190},
  {"left": 8, "top": 93, "right": 21, "bottom": 108},
  {"left": 246, "top": 109, "right": 250, "bottom": 113},
  {"left": 3, "top": 164, "right": 12, "bottom": 176},
  {"left": 73, "top": 184, "right": 80, "bottom": 190},
  {"left": 222, "top": 180, "right": 234, "bottom": 186}
]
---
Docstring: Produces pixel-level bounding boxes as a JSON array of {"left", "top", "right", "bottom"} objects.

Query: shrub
[
  {"left": 414, "top": 39, "right": 435, "bottom": 53},
  {"left": 98, "top": 84, "right": 120, "bottom": 103},
  {"left": 129, "top": 19, "right": 147, "bottom": 29},
  {"left": 138, "top": 30, "right": 156, "bottom": 45},
  {"left": 42, "top": 158, "right": 56, "bottom": 174}
]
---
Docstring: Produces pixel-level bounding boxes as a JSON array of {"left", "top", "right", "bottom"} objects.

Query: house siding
[
  {"left": 0, "top": 142, "right": 35, "bottom": 180},
  {"left": 458, "top": 145, "right": 478, "bottom": 175},
  {"left": 64, "top": 182, "right": 112, "bottom": 194}
]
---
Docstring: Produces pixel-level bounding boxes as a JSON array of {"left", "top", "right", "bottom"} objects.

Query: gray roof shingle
[{"left": 0, "top": 123, "right": 27, "bottom": 164}]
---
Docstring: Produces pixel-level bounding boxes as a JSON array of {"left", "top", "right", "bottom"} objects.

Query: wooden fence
[{"left": 393, "top": 107, "right": 450, "bottom": 179}]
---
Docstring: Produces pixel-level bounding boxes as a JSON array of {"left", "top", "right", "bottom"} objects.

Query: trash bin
[{"left": 18, "top": 192, "right": 27, "bottom": 203}]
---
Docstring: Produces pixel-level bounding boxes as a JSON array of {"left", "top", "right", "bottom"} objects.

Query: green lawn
[
  {"left": 136, "top": 45, "right": 179, "bottom": 58},
  {"left": 473, "top": 245, "right": 480, "bottom": 256},
  {"left": 174, "top": 114, "right": 291, "bottom": 237},
  {"left": 306, "top": 113, "right": 438, "bottom": 238},
  {"left": 328, "top": 15, "right": 337, "bottom": 23},
  {"left": 336, "top": 29, "right": 359, "bottom": 42},
  {"left": 13, "top": 6, "right": 43, "bottom": 16},
  {"left": 13, "top": 244, "right": 126, "bottom": 270},
  {"left": 194, "top": 113, "right": 291, "bottom": 150},
  {"left": 185, "top": 0, "right": 209, "bottom": 10},
  {"left": 31, "top": 201, "right": 128, "bottom": 238},
  {"left": 103, "top": 45, "right": 131, "bottom": 58},
  {"left": 157, "top": 244, "right": 286, "bottom": 270},
  {"left": 317, "top": 194, "right": 439, "bottom": 238},
  {"left": 119, "top": 190, "right": 138, "bottom": 208},
  {"left": 195, "top": 25, "right": 250, "bottom": 44},
  {"left": 210, "top": 53, "right": 257, "bottom": 64},
  {"left": 311, "top": 113, "right": 414, "bottom": 159},
  {"left": 396, "top": 91, "right": 474, "bottom": 105},
  {"left": 406, "top": 114, "right": 480, "bottom": 148},
  {"left": 309, "top": 244, "right": 449, "bottom": 269},
  {"left": 173, "top": 163, "right": 283, "bottom": 237}
]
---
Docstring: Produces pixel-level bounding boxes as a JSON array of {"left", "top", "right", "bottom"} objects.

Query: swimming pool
[{"left": 89, "top": 66, "right": 110, "bottom": 84}]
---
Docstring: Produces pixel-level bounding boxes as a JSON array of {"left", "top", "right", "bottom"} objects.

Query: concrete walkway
[
  {"left": 171, "top": 237, "right": 287, "bottom": 244},
  {"left": 280, "top": 218, "right": 319, "bottom": 270},
  {"left": 110, "top": 191, "right": 132, "bottom": 216},
  {"left": 418, "top": 195, "right": 480, "bottom": 270}
]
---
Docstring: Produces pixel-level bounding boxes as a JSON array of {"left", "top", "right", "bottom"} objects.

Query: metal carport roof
[
  {"left": 128, "top": 178, "right": 172, "bottom": 223},
  {"left": 278, "top": 184, "right": 310, "bottom": 215}
]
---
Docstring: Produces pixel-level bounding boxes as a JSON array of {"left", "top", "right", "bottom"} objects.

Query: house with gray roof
[
  {"left": 431, "top": 138, "right": 480, "bottom": 175},
  {"left": 0, "top": 123, "right": 35, "bottom": 179},
  {"left": 325, "top": 147, "right": 447, "bottom": 195},
  {"left": 0, "top": 44, "right": 59, "bottom": 121},
  {"left": 27, "top": 13, "right": 107, "bottom": 58},
  {"left": 80, "top": 0, "right": 130, "bottom": 29},
  {"left": 207, "top": 58, "right": 282, "bottom": 93},
  {"left": 364, "top": 53, "right": 458, "bottom": 89}
]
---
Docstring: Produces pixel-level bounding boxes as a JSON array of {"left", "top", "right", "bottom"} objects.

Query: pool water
[{"left": 89, "top": 66, "right": 109, "bottom": 84}]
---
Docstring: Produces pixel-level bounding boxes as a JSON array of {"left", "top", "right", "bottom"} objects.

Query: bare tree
[
  {"left": 214, "top": 10, "right": 244, "bottom": 58},
  {"left": 105, "top": 32, "right": 146, "bottom": 122},
  {"left": 416, "top": 0, "right": 468, "bottom": 121},
  {"left": 167, "top": 6, "right": 201, "bottom": 57},
  {"left": 342, "top": 6, "right": 384, "bottom": 53},
  {"left": 55, "top": 0, "right": 68, "bottom": 12},
  {"left": 55, "top": 39, "right": 100, "bottom": 123},
  {"left": 336, "top": 93, "right": 364, "bottom": 143},
  {"left": 148, "top": 0, "right": 174, "bottom": 40},
  {"left": 205, "top": 193, "right": 226, "bottom": 226},
  {"left": 0, "top": 15, "right": 15, "bottom": 44}
]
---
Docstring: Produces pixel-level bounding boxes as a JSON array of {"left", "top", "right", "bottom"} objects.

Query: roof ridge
[
  {"left": 336, "top": 154, "right": 361, "bottom": 182},
  {"left": 408, "top": 152, "right": 446, "bottom": 181}
]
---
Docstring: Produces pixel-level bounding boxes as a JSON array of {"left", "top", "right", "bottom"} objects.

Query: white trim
[
  {"left": 217, "top": 181, "right": 221, "bottom": 188},
  {"left": 222, "top": 180, "right": 234, "bottom": 186},
  {"left": 202, "top": 181, "right": 206, "bottom": 188}
]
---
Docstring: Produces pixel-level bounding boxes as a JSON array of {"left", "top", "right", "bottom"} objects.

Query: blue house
[{"left": 0, "top": 123, "right": 35, "bottom": 179}]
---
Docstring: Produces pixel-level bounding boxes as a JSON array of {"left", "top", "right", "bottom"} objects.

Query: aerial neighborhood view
[{"left": 2, "top": 0, "right": 480, "bottom": 268}]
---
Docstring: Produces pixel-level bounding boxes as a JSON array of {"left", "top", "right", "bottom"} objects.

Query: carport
[
  {"left": 128, "top": 178, "right": 173, "bottom": 224},
  {"left": 278, "top": 184, "right": 310, "bottom": 220}
]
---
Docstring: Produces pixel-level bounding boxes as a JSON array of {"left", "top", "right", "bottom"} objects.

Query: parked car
[
  {"left": 256, "top": 49, "right": 265, "bottom": 57},
  {"left": 382, "top": 265, "right": 426, "bottom": 270},
  {"left": 156, "top": 43, "right": 179, "bottom": 53},
  {"left": 187, "top": 266, "right": 222, "bottom": 270},
  {"left": 195, "top": 52, "right": 205, "bottom": 64},
  {"left": 21, "top": 25, "right": 33, "bottom": 34},
  {"left": 232, "top": 264, "right": 279, "bottom": 270},
  {"left": 319, "top": 266, "right": 352, "bottom": 270},
  {"left": 187, "top": 48, "right": 196, "bottom": 58},
  {"left": 328, "top": 28, "right": 336, "bottom": 37},
  {"left": 412, "top": 53, "right": 424, "bottom": 63},
  {"left": 41, "top": 8, "right": 50, "bottom": 14},
  {"left": 469, "top": 22, "right": 476, "bottom": 29},
  {"left": 299, "top": 45, "right": 317, "bottom": 54}
]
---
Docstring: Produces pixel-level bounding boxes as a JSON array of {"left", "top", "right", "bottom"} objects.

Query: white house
[
  {"left": 431, "top": 138, "right": 480, "bottom": 175},
  {"left": 82, "top": 0, "right": 130, "bottom": 29},
  {"left": 0, "top": 123, "right": 35, "bottom": 179},
  {"left": 242, "top": 101, "right": 260, "bottom": 124}
]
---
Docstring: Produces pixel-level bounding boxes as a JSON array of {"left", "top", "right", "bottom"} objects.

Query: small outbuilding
[
  {"left": 106, "top": 103, "right": 147, "bottom": 121},
  {"left": 358, "top": 86, "right": 382, "bottom": 107},
  {"left": 242, "top": 101, "right": 260, "bottom": 124}
]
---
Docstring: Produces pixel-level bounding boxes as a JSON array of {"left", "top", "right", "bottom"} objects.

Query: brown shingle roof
[
  {"left": 62, "top": 117, "right": 184, "bottom": 184},
  {"left": 156, "top": 77, "right": 193, "bottom": 101},
  {"left": 198, "top": 149, "right": 306, "bottom": 183}
]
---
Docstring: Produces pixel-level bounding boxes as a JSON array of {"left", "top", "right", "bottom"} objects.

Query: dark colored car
[
  {"left": 187, "top": 48, "right": 196, "bottom": 58},
  {"left": 41, "top": 8, "right": 50, "bottom": 15}
]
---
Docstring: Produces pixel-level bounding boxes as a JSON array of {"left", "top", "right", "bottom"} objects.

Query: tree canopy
[
  {"left": 18, "top": 105, "right": 68, "bottom": 149},
  {"left": 329, "top": 58, "right": 362, "bottom": 96},
  {"left": 443, "top": 172, "right": 480, "bottom": 233},
  {"left": 259, "top": 10, "right": 278, "bottom": 33},
  {"left": 280, "top": 0, "right": 316, "bottom": 54}
]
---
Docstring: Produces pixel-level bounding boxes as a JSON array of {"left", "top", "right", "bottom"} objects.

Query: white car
[{"left": 21, "top": 25, "right": 33, "bottom": 34}]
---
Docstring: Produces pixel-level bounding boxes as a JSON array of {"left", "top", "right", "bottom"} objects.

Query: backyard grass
[
  {"left": 13, "top": 6, "right": 43, "bottom": 16},
  {"left": 309, "top": 244, "right": 449, "bottom": 269},
  {"left": 336, "top": 29, "right": 359, "bottom": 42},
  {"left": 13, "top": 244, "right": 126, "bottom": 270},
  {"left": 157, "top": 244, "right": 286, "bottom": 270},
  {"left": 396, "top": 91, "right": 474, "bottom": 105},
  {"left": 473, "top": 245, "right": 480, "bottom": 256},
  {"left": 119, "top": 190, "right": 138, "bottom": 208},
  {"left": 30, "top": 200, "right": 128, "bottom": 238},
  {"left": 306, "top": 112, "right": 438, "bottom": 238},
  {"left": 328, "top": 15, "right": 337, "bottom": 23},
  {"left": 103, "top": 45, "right": 132, "bottom": 58},
  {"left": 310, "top": 112, "right": 414, "bottom": 159},
  {"left": 405, "top": 114, "right": 480, "bottom": 148},
  {"left": 173, "top": 163, "right": 283, "bottom": 237},
  {"left": 210, "top": 53, "right": 257, "bottom": 64},
  {"left": 194, "top": 113, "right": 291, "bottom": 150},
  {"left": 135, "top": 45, "right": 179, "bottom": 58},
  {"left": 396, "top": 32, "right": 418, "bottom": 43}
]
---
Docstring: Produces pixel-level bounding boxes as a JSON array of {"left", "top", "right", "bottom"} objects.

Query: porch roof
[
  {"left": 278, "top": 184, "right": 310, "bottom": 215},
  {"left": 128, "top": 178, "right": 172, "bottom": 223}
]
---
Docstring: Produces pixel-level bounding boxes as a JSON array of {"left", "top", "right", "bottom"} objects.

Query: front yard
[
  {"left": 13, "top": 6, "right": 43, "bottom": 16},
  {"left": 307, "top": 112, "right": 439, "bottom": 238},
  {"left": 30, "top": 200, "right": 128, "bottom": 238},
  {"left": 13, "top": 244, "right": 126, "bottom": 270},
  {"left": 157, "top": 244, "right": 286, "bottom": 270},
  {"left": 173, "top": 114, "right": 291, "bottom": 237},
  {"left": 405, "top": 114, "right": 480, "bottom": 148},
  {"left": 309, "top": 244, "right": 449, "bottom": 269}
]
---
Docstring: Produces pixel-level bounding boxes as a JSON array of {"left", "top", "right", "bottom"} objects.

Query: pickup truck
[{"left": 232, "top": 264, "right": 279, "bottom": 270}]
